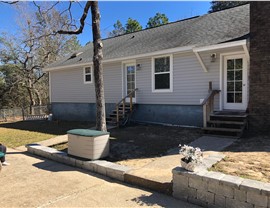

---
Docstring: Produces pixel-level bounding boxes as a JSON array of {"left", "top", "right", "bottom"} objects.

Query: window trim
[
  {"left": 83, "top": 66, "right": 93, "bottom": 84},
  {"left": 151, "top": 54, "right": 173, "bottom": 93}
]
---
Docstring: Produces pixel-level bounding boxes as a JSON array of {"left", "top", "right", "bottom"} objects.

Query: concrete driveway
[{"left": 0, "top": 148, "right": 198, "bottom": 207}]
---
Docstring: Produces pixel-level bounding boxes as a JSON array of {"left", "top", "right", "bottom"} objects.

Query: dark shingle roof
[{"left": 47, "top": 4, "right": 249, "bottom": 69}]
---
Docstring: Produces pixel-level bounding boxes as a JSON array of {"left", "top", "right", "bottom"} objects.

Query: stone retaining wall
[
  {"left": 27, "top": 144, "right": 131, "bottom": 182},
  {"left": 173, "top": 167, "right": 270, "bottom": 208}
]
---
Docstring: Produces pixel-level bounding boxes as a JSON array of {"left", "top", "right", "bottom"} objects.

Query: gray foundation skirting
[
  {"left": 51, "top": 103, "right": 115, "bottom": 122},
  {"left": 132, "top": 104, "right": 203, "bottom": 127},
  {"left": 51, "top": 103, "right": 203, "bottom": 127}
]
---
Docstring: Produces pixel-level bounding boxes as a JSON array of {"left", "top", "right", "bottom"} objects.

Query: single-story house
[{"left": 44, "top": 4, "right": 250, "bottom": 133}]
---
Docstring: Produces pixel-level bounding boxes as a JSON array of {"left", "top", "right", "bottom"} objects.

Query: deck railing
[
  {"left": 115, "top": 88, "right": 138, "bottom": 126},
  {"left": 202, "top": 82, "right": 220, "bottom": 127}
]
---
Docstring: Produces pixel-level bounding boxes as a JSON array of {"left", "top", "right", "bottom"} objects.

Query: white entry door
[
  {"left": 125, "top": 63, "right": 136, "bottom": 102},
  {"left": 223, "top": 54, "right": 247, "bottom": 110}
]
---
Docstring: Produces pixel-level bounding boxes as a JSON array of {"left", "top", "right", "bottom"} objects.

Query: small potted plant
[{"left": 179, "top": 144, "right": 203, "bottom": 172}]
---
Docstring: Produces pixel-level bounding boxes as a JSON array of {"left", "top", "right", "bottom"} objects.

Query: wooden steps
[
  {"left": 203, "top": 111, "right": 248, "bottom": 137},
  {"left": 106, "top": 102, "right": 136, "bottom": 127},
  {"left": 203, "top": 127, "right": 242, "bottom": 133},
  {"left": 207, "top": 120, "right": 245, "bottom": 125}
]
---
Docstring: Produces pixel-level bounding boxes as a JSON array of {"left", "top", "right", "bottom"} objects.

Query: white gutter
[
  {"left": 43, "top": 45, "right": 194, "bottom": 72},
  {"left": 193, "top": 39, "right": 247, "bottom": 52}
]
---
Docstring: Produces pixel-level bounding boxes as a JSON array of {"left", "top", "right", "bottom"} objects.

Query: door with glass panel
[
  {"left": 224, "top": 54, "right": 247, "bottom": 110},
  {"left": 125, "top": 63, "right": 136, "bottom": 102}
]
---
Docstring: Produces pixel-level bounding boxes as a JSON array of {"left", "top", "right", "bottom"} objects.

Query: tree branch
[
  {"left": 0, "top": 1, "right": 19, "bottom": 4},
  {"left": 58, "top": 1, "right": 92, "bottom": 35}
]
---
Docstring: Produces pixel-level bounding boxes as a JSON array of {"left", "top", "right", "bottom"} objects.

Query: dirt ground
[
  {"left": 108, "top": 124, "right": 201, "bottom": 159},
  {"left": 54, "top": 124, "right": 202, "bottom": 168},
  {"left": 210, "top": 134, "right": 270, "bottom": 183}
]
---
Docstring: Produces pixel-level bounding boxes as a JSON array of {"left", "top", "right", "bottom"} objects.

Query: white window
[
  {"left": 84, "top": 66, "right": 92, "bottom": 84},
  {"left": 152, "top": 55, "right": 173, "bottom": 92}
]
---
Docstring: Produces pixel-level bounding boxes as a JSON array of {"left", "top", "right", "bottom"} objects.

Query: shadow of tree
[
  {"left": 130, "top": 193, "right": 197, "bottom": 207},
  {"left": 221, "top": 134, "right": 270, "bottom": 152},
  {"left": 0, "top": 120, "right": 95, "bottom": 135}
]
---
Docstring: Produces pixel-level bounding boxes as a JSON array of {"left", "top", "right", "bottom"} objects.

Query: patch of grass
[
  {"left": 0, "top": 128, "right": 56, "bottom": 148},
  {"left": 0, "top": 120, "right": 95, "bottom": 148}
]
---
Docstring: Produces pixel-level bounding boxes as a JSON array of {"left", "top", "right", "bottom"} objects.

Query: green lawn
[{"left": 0, "top": 120, "right": 95, "bottom": 148}]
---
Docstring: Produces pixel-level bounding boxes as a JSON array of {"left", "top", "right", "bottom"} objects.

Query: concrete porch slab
[{"left": 189, "top": 136, "right": 236, "bottom": 151}]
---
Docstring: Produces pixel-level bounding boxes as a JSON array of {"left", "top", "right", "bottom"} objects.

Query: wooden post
[
  {"left": 116, "top": 104, "right": 119, "bottom": 127},
  {"left": 210, "top": 96, "right": 214, "bottom": 114},
  {"left": 130, "top": 95, "right": 133, "bottom": 112},
  {"left": 123, "top": 100, "right": 125, "bottom": 116},
  {"left": 203, "top": 104, "right": 207, "bottom": 128},
  {"left": 208, "top": 81, "right": 212, "bottom": 93}
]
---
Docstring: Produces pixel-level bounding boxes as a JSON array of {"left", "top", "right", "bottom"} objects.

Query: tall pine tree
[{"left": 209, "top": 1, "right": 249, "bottom": 13}]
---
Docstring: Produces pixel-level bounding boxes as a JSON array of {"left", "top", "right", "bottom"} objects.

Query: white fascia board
[
  {"left": 43, "top": 62, "right": 91, "bottom": 72},
  {"left": 243, "top": 44, "right": 250, "bottom": 62},
  {"left": 193, "top": 40, "right": 247, "bottom": 52},
  {"left": 43, "top": 45, "right": 194, "bottom": 72}
]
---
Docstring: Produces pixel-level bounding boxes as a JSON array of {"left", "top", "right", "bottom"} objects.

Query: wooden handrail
[
  {"left": 202, "top": 90, "right": 220, "bottom": 127},
  {"left": 201, "top": 90, "right": 220, "bottom": 105},
  {"left": 116, "top": 88, "right": 138, "bottom": 106},
  {"left": 115, "top": 88, "right": 138, "bottom": 126}
]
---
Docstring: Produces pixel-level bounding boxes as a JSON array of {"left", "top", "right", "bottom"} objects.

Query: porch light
[
  {"left": 136, "top": 64, "right": 142, "bottom": 70},
  {"left": 210, "top": 53, "right": 217, "bottom": 62}
]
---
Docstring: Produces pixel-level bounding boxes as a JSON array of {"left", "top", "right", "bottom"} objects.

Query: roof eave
[
  {"left": 44, "top": 39, "right": 248, "bottom": 73},
  {"left": 193, "top": 39, "right": 247, "bottom": 52},
  {"left": 43, "top": 45, "right": 195, "bottom": 72}
]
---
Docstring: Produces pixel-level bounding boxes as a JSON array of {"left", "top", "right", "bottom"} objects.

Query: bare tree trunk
[
  {"left": 26, "top": 79, "right": 36, "bottom": 114},
  {"left": 34, "top": 88, "right": 42, "bottom": 114},
  {"left": 28, "top": 91, "right": 34, "bottom": 114},
  {"left": 34, "top": 89, "right": 42, "bottom": 106},
  {"left": 91, "top": 1, "right": 106, "bottom": 131}
]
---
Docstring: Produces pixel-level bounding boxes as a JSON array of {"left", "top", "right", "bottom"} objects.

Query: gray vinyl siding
[
  {"left": 103, "top": 62, "right": 122, "bottom": 102},
  {"left": 50, "top": 46, "right": 244, "bottom": 110},
  {"left": 50, "top": 62, "right": 122, "bottom": 103},
  {"left": 136, "top": 46, "right": 244, "bottom": 109}
]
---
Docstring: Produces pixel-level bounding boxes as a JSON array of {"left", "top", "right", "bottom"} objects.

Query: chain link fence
[
  {"left": 0, "top": 105, "right": 51, "bottom": 122},
  {"left": 0, "top": 108, "right": 22, "bottom": 122}
]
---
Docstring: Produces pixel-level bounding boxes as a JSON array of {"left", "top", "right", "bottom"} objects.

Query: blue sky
[{"left": 0, "top": 1, "right": 211, "bottom": 46}]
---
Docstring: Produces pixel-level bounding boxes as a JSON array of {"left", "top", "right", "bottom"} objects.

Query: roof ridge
[
  {"left": 93, "top": 3, "right": 249, "bottom": 45},
  {"left": 45, "top": 3, "right": 249, "bottom": 70},
  {"left": 103, "top": 15, "right": 200, "bottom": 42}
]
